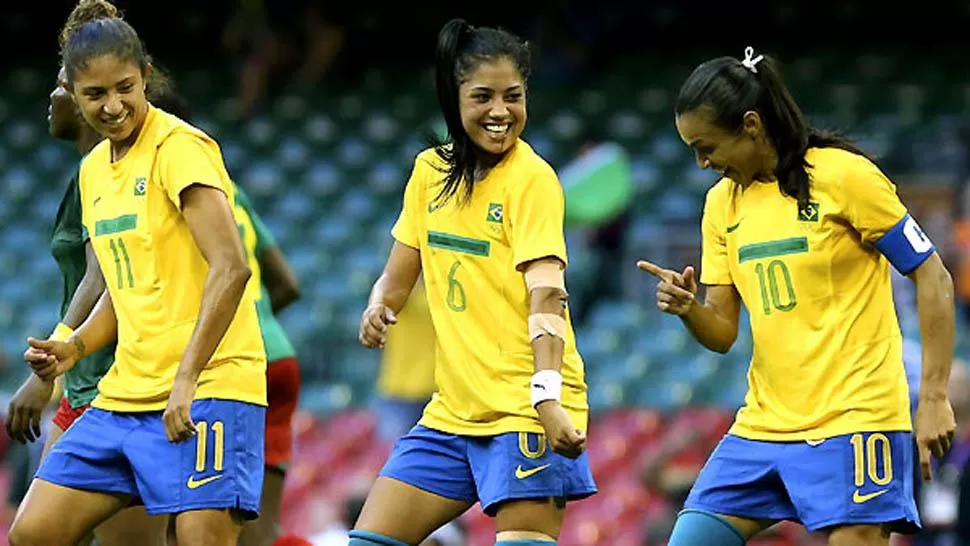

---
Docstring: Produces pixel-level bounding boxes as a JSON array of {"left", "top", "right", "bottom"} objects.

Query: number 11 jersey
[
  {"left": 701, "top": 147, "right": 932, "bottom": 441},
  {"left": 79, "top": 106, "right": 266, "bottom": 412},
  {"left": 391, "top": 141, "right": 588, "bottom": 437}
]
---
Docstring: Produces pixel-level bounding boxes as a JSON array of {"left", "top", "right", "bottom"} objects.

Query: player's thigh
[
  {"left": 9, "top": 479, "right": 131, "bottom": 546},
  {"left": 14, "top": 408, "right": 140, "bottom": 545},
  {"left": 778, "top": 432, "right": 920, "bottom": 534},
  {"left": 175, "top": 508, "right": 245, "bottom": 546},
  {"left": 828, "top": 524, "right": 891, "bottom": 546},
  {"left": 355, "top": 476, "right": 473, "bottom": 545},
  {"left": 471, "top": 431, "right": 597, "bottom": 538},
  {"left": 684, "top": 434, "right": 795, "bottom": 525},
  {"left": 238, "top": 468, "right": 285, "bottom": 546},
  {"left": 125, "top": 399, "right": 266, "bottom": 520},
  {"left": 94, "top": 505, "right": 170, "bottom": 546},
  {"left": 357, "top": 426, "right": 478, "bottom": 543}
]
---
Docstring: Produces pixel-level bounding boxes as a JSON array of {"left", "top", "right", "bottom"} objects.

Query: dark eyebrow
[{"left": 469, "top": 84, "right": 523, "bottom": 92}]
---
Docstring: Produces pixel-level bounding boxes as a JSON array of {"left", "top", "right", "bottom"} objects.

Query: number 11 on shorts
[{"left": 195, "top": 420, "right": 225, "bottom": 473}]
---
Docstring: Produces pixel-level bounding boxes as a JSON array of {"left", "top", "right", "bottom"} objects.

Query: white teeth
[
  {"left": 484, "top": 123, "right": 510, "bottom": 134},
  {"left": 105, "top": 112, "right": 128, "bottom": 127}
]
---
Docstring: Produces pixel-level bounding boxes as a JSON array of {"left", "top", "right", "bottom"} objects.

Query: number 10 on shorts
[{"left": 850, "top": 432, "right": 892, "bottom": 487}]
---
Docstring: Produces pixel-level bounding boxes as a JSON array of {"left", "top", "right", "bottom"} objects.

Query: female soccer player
[
  {"left": 8, "top": 1, "right": 267, "bottom": 544},
  {"left": 638, "top": 47, "right": 957, "bottom": 546},
  {"left": 353, "top": 19, "right": 596, "bottom": 546}
]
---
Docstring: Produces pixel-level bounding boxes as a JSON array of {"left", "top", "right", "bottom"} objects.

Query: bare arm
[
  {"left": 367, "top": 241, "right": 422, "bottom": 315},
  {"left": 682, "top": 284, "right": 742, "bottom": 354},
  {"left": 67, "top": 289, "right": 118, "bottom": 360},
  {"left": 527, "top": 258, "right": 567, "bottom": 375},
  {"left": 61, "top": 242, "right": 106, "bottom": 328},
  {"left": 910, "top": 253, "right": 955, "bottom": 400},
  {"left": 176, "top": 185, "right": 252, "bottom": 381},
  {"left": 259, "top": 246, "right": 300, "bottom": 313}
]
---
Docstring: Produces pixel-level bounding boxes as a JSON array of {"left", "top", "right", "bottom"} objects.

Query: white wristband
[{"left": 531, "top": 370, "right": 563, "bottom": 408}]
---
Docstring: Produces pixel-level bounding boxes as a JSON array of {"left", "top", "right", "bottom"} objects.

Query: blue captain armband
[{"left": 874, "top": 214, "right": 935, "bottom": 275}]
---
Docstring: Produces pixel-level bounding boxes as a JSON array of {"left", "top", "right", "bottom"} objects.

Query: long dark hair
[
  {"left": 675, "top": 48, "right": 871, "bottom": 209},
  {"left": 430, "top": 18, "right": 531, "bottom": 207}
]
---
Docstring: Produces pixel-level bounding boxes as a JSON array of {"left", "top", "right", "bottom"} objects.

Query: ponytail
[{"left": 430, "top": 18, "right": 478, "bottom": 207}]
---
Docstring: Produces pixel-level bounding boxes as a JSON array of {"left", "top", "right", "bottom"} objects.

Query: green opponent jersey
[
  {"left": 50, "top": 169, "right": 115, "bottom": 408},
  {"left": 234, "top": 187, "right": 297, "bottom": 363}
]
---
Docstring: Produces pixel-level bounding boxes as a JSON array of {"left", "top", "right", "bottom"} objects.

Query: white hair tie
[{"left": 741, "top": 46, "right": 764, "bottom": 74}]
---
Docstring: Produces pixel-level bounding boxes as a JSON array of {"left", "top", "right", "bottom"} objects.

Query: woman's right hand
[
  {"left": 536, "top": 401, "right": 586, "bottom": 459},
  {"left": 358, "top": 304, "right": 398, "bottom": 349},
  {"left": 636, "top": 260, "right": 698, "bottom": 316}
]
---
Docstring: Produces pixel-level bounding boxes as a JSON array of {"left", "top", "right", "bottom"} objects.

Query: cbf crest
[
  {"left": 486, "top": 203, "right": 503, "bottom": 223},
  {"left": 797, "top": 202, "right": 819, "bottom": 222},
  {"left": 134, "top": 177, "right": 147, "bottom": 196}
]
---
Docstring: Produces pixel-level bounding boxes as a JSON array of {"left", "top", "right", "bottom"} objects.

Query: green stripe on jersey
[
  {"left": 428, "top": 231, "right": 490, "bottom": 257},
  {"left": 95, "top": 214, "right": 137, "bottom": 236},
  {"left": 738, "top": 236, "right": 808, "bottom": 263}
]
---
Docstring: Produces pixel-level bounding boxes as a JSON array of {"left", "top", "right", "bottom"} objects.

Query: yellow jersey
[
  {"left": 701, "top": 147, "right": 917, "bottom": 440},
  {"left": 391, "top": 141, "right": 588, "bottom": 436},
  {"left": 79, "top": 105, "right": 267, "bottom": 412},
  {"left": 377, "top": 278, "right": 437, "bottom": 401}
]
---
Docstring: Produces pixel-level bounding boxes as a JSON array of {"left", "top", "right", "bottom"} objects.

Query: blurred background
[{"left": 2, "top": 0, "right": 970, "bottom": 544}]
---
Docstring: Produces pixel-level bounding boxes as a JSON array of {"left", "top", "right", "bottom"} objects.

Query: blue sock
[
  {"left": 667, "top": 510, "right": 746, "bottom": 546},
  {"left": 348, "top": 530, "right": 410, "bottom": 546},
  {"left": 495, "top": 541, "right": 556, "bottom": 545}
]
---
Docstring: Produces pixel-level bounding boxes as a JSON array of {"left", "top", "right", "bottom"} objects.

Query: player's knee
[
  {"left": 348, "top": 529, "right": 409, "bottom": 545},
  {"left": 494, "top": 498, "right": 564, "bottom": 540},
  {"left": 668, "top": 510, "right": 746, "bottom": 546},
  {"left": 828, "top": 524, "right": 890, "bottom": 546}
]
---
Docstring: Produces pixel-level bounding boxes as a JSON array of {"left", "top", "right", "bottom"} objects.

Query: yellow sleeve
[
  {"left": 508, "top": 165, "right": 568, "bottom": 269},
  {"left": 840, "top": 155, "right": 909, "bottom": 243},
  {"left": 700, "top": 186, "right": 732, "bottom": 285},
  {"left": 390, "top": 156, "right": 425, "bottom": 249},
  {"left": 156, "top": 133, "right": 232, "bottom": 210}
]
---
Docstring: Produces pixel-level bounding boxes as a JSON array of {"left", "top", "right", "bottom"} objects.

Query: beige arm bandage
[
  {"left": 528, "top": 313, "right": 567, "bottom": 341},
  {"left": 523, "top": 260, "right": 566, "bottom": 293}
]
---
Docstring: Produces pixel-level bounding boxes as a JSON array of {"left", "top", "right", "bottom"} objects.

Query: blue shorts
[
  {"left": 380, "top": 425, "right": 597, "bottom": 515},
  {"left": 685, "top": 432, "right": 921, "bottom": 533},
  {"left": 36, "top": 398, "right": 266, "bottom": 518}
]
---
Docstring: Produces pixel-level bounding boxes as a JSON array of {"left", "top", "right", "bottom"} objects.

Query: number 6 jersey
[
  {"left": 701, "top": 147, "right": 935, "bottom": 441},
  {"left": 79, "top": 105, "right": 267, "bottom": 412},
  {"left": 391, "top": 141, "right": 588, "bottom": 437}
]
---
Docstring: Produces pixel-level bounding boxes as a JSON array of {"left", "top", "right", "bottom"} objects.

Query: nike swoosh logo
[
  {"left": 186, "top": 474, "right": 223, "bottom": 489},
  {"left": 805, "top": 439, "right": 825, "bottom": 446},
  {"left": 853, "top": 489, "right": 889, "bottom": 503},
  {"left": 726, "top": 221, "right": 741, "bottom": 233},
  {"left": 515, "top": 464, "right": 551, "bottom": 480}
]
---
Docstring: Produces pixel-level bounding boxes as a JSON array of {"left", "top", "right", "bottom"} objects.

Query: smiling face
[
  {"left": 70, "top": 54, "right": 148, "bottom": 143},
  {"left": 676, "top": 108, "right": 768, "bottom": 185},
  {"left": 49, "top": 66, "right": 83, "bottom": 141},
  {"left": 458, "top": 57, "right": 527, "bottom": 156}
]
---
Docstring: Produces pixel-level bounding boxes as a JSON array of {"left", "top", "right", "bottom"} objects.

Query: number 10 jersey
[{"left": 701, "top": 147, "right": 929, "bottom": 441}]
